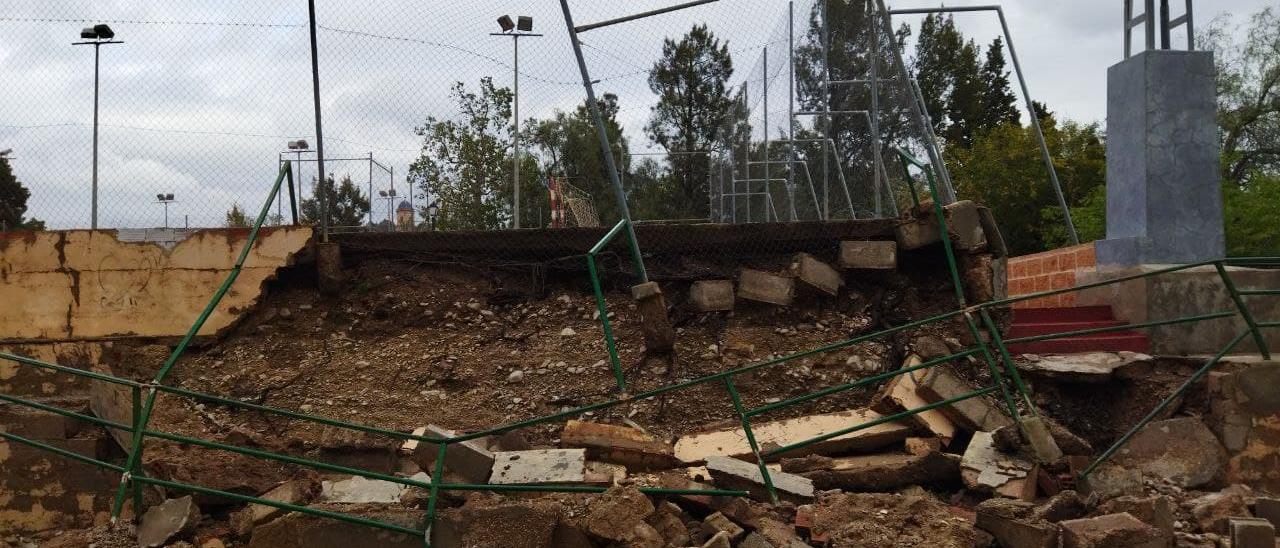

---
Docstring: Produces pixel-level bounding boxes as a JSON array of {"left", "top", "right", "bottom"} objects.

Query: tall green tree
[
  {"left": 1203, "top": 8, "right": 1280, "bottom": 184},
  {"left": 978, "top": 37, "right": 1021, "bottom": 131},
  {"left": 0, "top": 157, "right": 44, "bottom": 231},
  {"left": 225, "top": 203, "right": 250, "bottom": 228},
  {"left": 646, "top": 24, "right": 739, "bottom": 219},
  {"left": 409, "top": 78, "right": 514, "bottom": 230},
  {"left": 300, "top": 175, "right": 370, "bottom": 228}
]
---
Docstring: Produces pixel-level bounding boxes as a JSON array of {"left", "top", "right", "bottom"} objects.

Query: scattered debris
[
  {"left": 705, "top": 455, "right": 814, "bottom": 503},
  {"left": 961, "top": 431, "right": 1039, "bottom": 501},
  {"left": 137, "top": 496, "right": 201, "bottom": 548},
  {"left": 561, "top": 420, "right": 677, "bottom": 470}
]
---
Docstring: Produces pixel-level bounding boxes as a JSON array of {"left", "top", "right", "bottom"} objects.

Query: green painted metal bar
[
  {"left": 897, "top": 153, "right": 921, "bottom": 208},
  {"left": 963, "top": 314, "right": 1027, "bottom": 423},
  {"left": 1216, "top": 263, "right": 1272, "bottom": 360},
  {"left": 1080, "top": 330, "right": 1250, "bottom": 479},
  {"left": 130, "top": 385, "right": 144, "bottom": 515},
  {"left": 452, "top": 306, "right": 969, "bottom": 442},
  {"left": 589, "top": 218, "right": 629, "bottom": 255},
  {"left": 134, "top": 475, "right": 424, "bottom": 537},
  {"left": 157, "top": 383, "right": 447, "bottom": 443},
  {"left": 747, "top": 348, "right": 982, "bottom": 417},
  {"left": 979, "top": 309, "right": 1037, "bottom": 415},
  {"left": 1261, "top": 321, "right": 1280, "bottom": 328},
  {"left": 0, "top": 430, "right": 127, "bottom": 473},
  {"left": 764, "top": 385, "right": 999, "bottom": 457},
  {"left": 0, "top": 392, "right": 129, "bottom": 430},
  {"left": 1003, "top": 311, "right": 1238, "bottom": 345},
  {"left": 114, "top": 161, "right": 293, "bottom": 519},
  {"left": 587, "top": 252, "right": 627, "bottom": 392},
  {"left": 725, "top": 377, "right": 777, "bottom": 503},
  {"left": 422, "top": 442, "right": 447, "bottom": 547},
  {"left": 1239, "top": 289, "right": 1280, "bottom": 296},
  {"left": 0, "top": 351, "right": 140, "bottom": 387}
]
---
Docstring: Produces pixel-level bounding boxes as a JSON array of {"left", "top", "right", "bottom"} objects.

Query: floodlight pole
[
  {"left": 490, "top": 31, "right": 543, "bottom": 229},
  {"left": 73, "top": 38, "right": 122, "bottom": 230},
  {"left": 306, "top": 0, "right": 328, "bottom": 242}
]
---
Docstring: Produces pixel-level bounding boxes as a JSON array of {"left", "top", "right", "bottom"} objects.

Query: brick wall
[{"left": 1007, "top": 242, "right": 1097, "bottom": 308}]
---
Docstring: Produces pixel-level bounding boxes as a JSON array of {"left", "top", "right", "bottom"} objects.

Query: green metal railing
[{"left": 0, "top": 153, "right": 1276, "bottom": 545}]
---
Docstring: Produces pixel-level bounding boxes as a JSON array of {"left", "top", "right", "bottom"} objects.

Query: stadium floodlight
[
  {"left": 288, "top": 139, "right": 310, "bottom": 150},
  {"left": 155, "top": 193, "right": 177, "bottom": 228},
  {"left": 517, "top": 16, "right": 533, "bottom": 32},
  {"left": 490, "top": 15, "right": 542, "bottom": 229},
  {"left": 497, "top": 15, "right": 515, "bottom": 32},
  {"left": 73, "top": 24, "right": 123, "bottom": 229}
]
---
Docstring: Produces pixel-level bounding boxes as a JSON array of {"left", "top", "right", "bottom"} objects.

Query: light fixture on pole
[
  {"left": 426, "top": 201, "right": 440, "bottom": 231},
  {"left": 491, "top": 15, "right": 541, "bottom": 229},
  {"left": 280, "top": 140, "right": 311, "bottom": 223},
  {"left": 155, "top": 193, "right": 176, "bottom": 228},
  {"left": 377, "top": 188, "right": 397, "bottom": 229},
  {"left": 74, "top": 24, "right": 123, "bottom": 230}
]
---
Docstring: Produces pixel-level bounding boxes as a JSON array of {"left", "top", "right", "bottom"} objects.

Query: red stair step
[
  {"left": 1012, "top": 306, "right": 1116, "bottom": 323},
  {"left": 1007, "top": 320, "right": 1131, "bottom": 339},
  {"left": 1007, "top": 332, "right": 1150, "bottom": 355}
]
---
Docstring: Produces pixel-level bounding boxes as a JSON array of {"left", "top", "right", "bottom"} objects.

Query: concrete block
[
  {"left": 489, "top": 448, "right": 586, "bottom": 485},
  {"left": 320, "top": 475, "right": 408, "bottom": 503},
  {"left": 703, "top": 512, "right": 744, "bottom": 541},
  {"left": 631, "top": 282, "right": 676, "bottom": 352},
  {"left": 316, "top": 242, "right": 343, "bottom": 295},
  {"left": 975, "top": 499, "right": 1057, "bottom": 548},
  {"left": 839, "top": 240, "right": 897, "bottom": 270},
  {"left": 1189, "top": 490, "right": 1250, "bottom": 534},
  {"left": 689, "top": 280, "right": 735, "bottom": 312},
  {"left": 705, "top": 456, "right": 814, "bottom": 503},
  {"left": 674, "top": 408, "right": 910, "bottom": 463},
  {"left": 738, "top": 269, "right": 795, "bottom": 306},
  {"left": 790, "top": 253, "right": 843, "bottom": 296},
  {"left": 916, "top": 366, "right": 1013, "bottom": 432},
  {"left": 869, "top": 356, "right": 957, "bottom": 446},
  {"left": 1098, "top": 495, "right": 1174, "bottom": 536},
  {"left": 944, "top": 200, "right": 987, "bottom": 252},
  {"left": 1059, "top": 512, "right": 1166, "bottom": 548},
  {"left": 138, "top": 496, "right": 201, "bottom": 548},
  {"left": 89, "top": 378, "right": 135, "bottom": 451},
  {"left": 1111, "top": 417, "right": 1225, "bottom": 488},
  {"left": 561, "top": 420, "right": 676, "bottom": 471},
  {"left": 410, "top": 424, "right": 494, "bottom": 484},
  {"left": 961, "top": 431, "right": 1038, "bottom": 501},
  {"left": 1231, "top": 517, "right": 1276, "bottom": 548},
  {"left": 1255, "top": 497, "right": 1280, "bottom": 529},
  {"left": 790, "top": 451, "right": 960, "bottom": 492},
  {"left": 1019, "top": 416, "right": 1064, "bottom": 464},
  {"left": 895, "top": 216, "right": 941, "bottom": 250}
]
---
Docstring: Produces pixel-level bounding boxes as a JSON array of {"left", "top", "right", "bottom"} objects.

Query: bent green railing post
[
  {"left": 587, "top": 251, "right": 627, "bottom": 392},
  {"left": 725, "top": 377, "right": 777, "bottom": 503},
  {"left": 130, "top": 385, "right": 144, "bottom": 515},
  {"left": 979, "top": 309, "right": 1037, "bottom": 414},
  {"left": 897, "top": 153, "right": 921, "bottom": 209},
  {"left": 1215, "top": 261, "right": 1272, "bottom": 360},
  {"left": 422, "top": 441, "right": 448, "bottom": 548},
  {"left": 1080, "top": 330, "right": 1250, "bottom": 479},
  {"left": 112, "top": 161, "right": 293, "bottom": 520}
]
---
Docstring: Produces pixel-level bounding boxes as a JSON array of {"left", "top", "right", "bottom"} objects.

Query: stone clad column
[{"left": 1097, "top": 50, "right": 1223, "bottom": 266}]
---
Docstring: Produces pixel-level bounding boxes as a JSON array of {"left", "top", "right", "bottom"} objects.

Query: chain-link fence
[{"left": 1, "top": 1, "right": 946, "bottom": 233}]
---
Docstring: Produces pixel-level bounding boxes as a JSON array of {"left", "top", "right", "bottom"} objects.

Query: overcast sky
[{"left": 0, "top": 0, "right": 1269, "bottom": 228}]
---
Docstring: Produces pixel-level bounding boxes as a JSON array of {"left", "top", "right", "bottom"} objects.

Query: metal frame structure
[
  {"left": 887, "top": 5, "right": 1079, "bottom": 245},
  {"left": 0, "top": 149, "right": 1275, "bottom": 546},
  {"left": 1125, "top": 0, "right": 1195, "bottom": 58}
]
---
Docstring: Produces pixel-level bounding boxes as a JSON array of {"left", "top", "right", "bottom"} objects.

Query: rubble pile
[{"left": 8, "top": 204, "right": 1280, "bottom": 547}]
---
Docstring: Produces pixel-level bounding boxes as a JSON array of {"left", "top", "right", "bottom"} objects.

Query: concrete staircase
[{"left": 1007, "top": 306, "right": 1151, "bottom": 354}]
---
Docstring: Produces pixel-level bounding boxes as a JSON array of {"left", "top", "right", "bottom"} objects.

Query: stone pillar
[{"left": 1097, "top": 50, "right": 1224, "bottom": 266}]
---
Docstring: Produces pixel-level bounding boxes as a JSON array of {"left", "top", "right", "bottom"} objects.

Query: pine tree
[
  {"left": 0, "top": 157, "right": 43, "bottom": 231},
  {"left": 979, "top": 37, "right": 1021, "bottom": 130}
]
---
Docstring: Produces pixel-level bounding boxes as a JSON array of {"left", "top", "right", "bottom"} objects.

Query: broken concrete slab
[
  {"left": 944, "top": 200, "right": 988, "bottom": 252},
  {"left": 839, "top": 240, "right": 897, "bottom": 270},
  {"left": 1111, "top": 416, "right": 1226, "bottom": 488},
  {"left": 1205, "top": 371, "right": 1253, "bottom": 452},
  {"left": 1235, "top": 362, "right": 1280, "bottom": 415},
  {"left": 705, "top": 456, "right": 814, "bottom": 503},
  {"left": 895, "top": 215, "right": 941, "bottom": 250},
  {"left": 904, "top": 436, "right": 944, "bottom": 456},
  {"left": 583, "top": 461, "right": 626, "bottom": 486},
  {"left": 690, "top": 280, "right": 735, "bottom": 312},
  {"left": 231, "top": 479, "right": 319, "bottom": 536},
  {"left": 975, "top": 498, "right": 1057, "bottom": 548},
  {"left": 703, "top": 511, "right": 745, "bottom": 541},
  {"left": 1229, "top": 517, "right": 1275, "bottom": 548},
  {"left": 88, "top": 378, "right": 135, "bottom": 451},
  {"left": 249, "top": 506, "right": 420, "bottom": 548},
  {"left": 789, "top": 253, "right": 843, "bottom": 296},
  {"left": 784, "top": 451, "right": 960, "bottom": 492},
  {"left": 738, "top": 269, "right": 795, "bottom": 306},
  {"left": 489, "top": 448, "right": 587, "bottom": 485},
  {"left": 320, "top": 475, "right": 408, "bottom": 503},
  {"left": 1059, "top": 512, "right": 1166, "bottom": 548},
  {"left": 561, "top": 420, "right": 677, "bottom": 471},
  {"left": 674, "top": 408, "right": 910, "bottom": 463},
  {"left": 916, "top": 366, "right": 1013, "bottom": 432},
  {"left": 868, "top": 356, "right": 957, "bottom": 446},
  {"left": 1017, "top": 352, "right": 1153, "bottom": 383},
  {"left": 632, "top": 281, "right": 676, "bottom": 353},
  {"left": 431, "top": 499, "right": 565, "bottom": 548},
  {"left": 1019, "top": 416, "right": 1064, "bottom": 464},
  {"left": 409, "top": 424, "right": 494, "bottom": 484},
  {"left": 1098, "top": 495, "right": 1174, "bottom": 536},
  {"left": 138, "top": 496, "right": 201, "bottom": 548},
  {"left": 1076, "top": 463, "right": 1143, "bottom": 500},
  {"left": 1189, "top": 489, "right": 1251, "bottom": 534},
  {"left": 961, "top": 431, "right": 1038, "bottom": 501}
]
